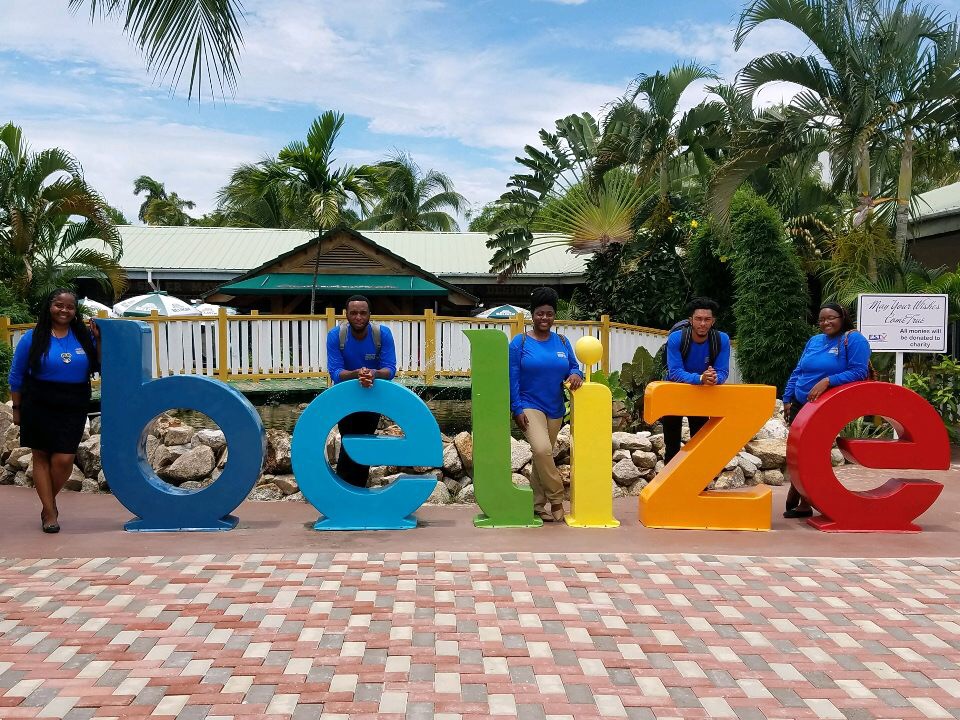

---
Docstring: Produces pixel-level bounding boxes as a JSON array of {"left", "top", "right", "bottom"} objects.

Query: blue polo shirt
[
  {"left": 509, "top": 332, "right": 583, "bottom": 419},
  {"left": 9, "top": 329, "right": 94, "bottom": 391},
  {"left": 784, "top": 331, "right": 870, "bottom": 403},
  {"left": 326, "top": 324, "right": 397, "bottom": 384}
]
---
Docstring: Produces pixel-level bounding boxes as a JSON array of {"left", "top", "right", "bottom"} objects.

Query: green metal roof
[{"left": 220, "top": 273, "right": 448, "bottom": 296}]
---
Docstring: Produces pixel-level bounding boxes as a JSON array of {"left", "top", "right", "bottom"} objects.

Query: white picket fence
[{"left": 5, "top": 312, "right": 741, "bottom": 383}]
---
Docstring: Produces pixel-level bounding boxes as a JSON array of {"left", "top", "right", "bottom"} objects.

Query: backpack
[
  {"left": 843, "top": 330, "right": 878, "bottom": 381},
  {"left": 518, "top": 331, "right": 574, "bottom": 369},
  {"left": 339, "top": 321, "right": 382, "bottom": 364},
  {"left": 669, "top": 319, "right": 721, "bottom": 367}
]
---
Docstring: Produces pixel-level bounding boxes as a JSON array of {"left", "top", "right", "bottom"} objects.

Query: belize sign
[{"left": 98, "top": 319, "right": 949, "bottom": 535}]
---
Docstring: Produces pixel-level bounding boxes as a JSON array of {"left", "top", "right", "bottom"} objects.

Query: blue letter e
[
  {"left": 292, "top": 380, "right": 441, "bottom": 530},
  {"left": 98, "top": 319, "right": 266, "bottom": 531}
]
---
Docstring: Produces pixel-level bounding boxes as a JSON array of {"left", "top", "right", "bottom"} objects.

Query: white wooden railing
[{"left": 2, "top": 310, "right": 741, "bottom": 384}]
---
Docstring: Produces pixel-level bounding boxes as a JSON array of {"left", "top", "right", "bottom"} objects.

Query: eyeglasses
[{"left": 818, "top": 315, "right": 841, "bottom": 323}]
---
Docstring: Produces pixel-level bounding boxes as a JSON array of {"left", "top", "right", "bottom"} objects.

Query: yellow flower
[
  {"left": 667, "top": 214, "right": 674, "bottom": 223},
  {"left": 690, "top": 219, "right": 699, "bottom": 229}
]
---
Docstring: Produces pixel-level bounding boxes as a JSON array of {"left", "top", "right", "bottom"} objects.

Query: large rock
[
  {"left": 612, "top": 480, "right": 627, "bottom": 499},
  {"left": 283, "top": 491, "right": 306, "bottom": 502},
  {"left": 64, "top": 465, "right": 85, "bottom": 491},
  {"left": 248, "top": 483, "right": 283, "bottom": 501},
  {"left": 649, "top": 434, "right": 665, "bottom": 456},
  {"left": 512, "top": 473, "right": 529, "bottom": 488},
  {"left": 710, "top": 465, "right": 745, "bottom": 490},
  {"left": 325, "top": 430, "right": 340, "bottom": 465},
  {"left": 0, "top": 404, "right": 11, "bottom": 439},
  {"left": 194, "top": 429, "right": 226, "bottom": 454},
  {"left": 75, "top": 435, "right": 101, "bottom": 477},
  {"left": 164, "top": 424, "right": 195, "bottom": 446},
  {"left": 151, "top": 444, "right": 188, "bottom": 471},
  {"left": 455, "top": 484, "right": 476, "bottom": 504},
  {"left": 0, "top": 467, "right": 14, "bottom": 485},
  {"left": 557, "top": 464, "right": 571, "bottom": 486},
  {"left": 145, "top": 435, "right": 160, "bottom": 465},
  {"left": 631, "top": 450, "right": 658, "bottom": 469},
  {"left": 13, "top": 471, "right": 31, "bottom": 487},
  {"left": 444, "top": 477, "right": 463, "bottom": 496},
  {"left": 272, "top": 474, "right": 299, "bottom": 495},
  {"left": 263, "top": 429, "right": 292, "bottom": 474},
  {"left": 553, "top": 424, "right": 571, "bottom": 461},
  {"left": 161, "top": 445, "right": 215, "bottom": 483},
  {"left": 88, "top": 415, "right": 101, "bottom": 435},
  {"left": 81, "top": 477, "right": 100, "bottom": 493},
  {"left": 7, "top": 447, "right": 31, "bottom": 470},
  {"left": 425, "top": 481, "right": 451, "bottom": 505},
  {"left": 613, "top": 449, "right": 631, "bottom": 463},
  {"left": 442, "top": 444, "right": 463, "bottom": 477},
  {"left": 510, "top": 437, "right": 533, "bottom": 472},
  {"left": 454, "top": 432, "right": 473, "bottom": 472},
  {"left": 753, "top": 417, "right": 789, "bottom": 440},
  {"left": 759, "top": 468, "right": 785, "bottom": 486},
  {"left": 1, "top": 423, "right": 20, "bottom": 464},
  {"left": 613, "top": 458, "right": 642, "bottom": 485},
  {"left": 831, "top": 448, "right": 845, "bottom": 467},
  {"left": 745, "top": 438, "right": 787, "bottom": 469},
  {"left": 612, "top": 432, "right": 652, "bottom": 451},
  {"left": 625, "top": 479, "right": 648, "bottom": 496},
  {"left": 96, "top": 470, "right": 109, "bottom": 492}
]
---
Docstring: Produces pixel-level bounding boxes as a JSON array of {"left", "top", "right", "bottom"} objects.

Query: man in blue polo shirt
[
  {"left": 326, "top": 295, "right": 397, "bottom": 487},
  {"left": 663, "top": 297, "right": 731, "bottom": 463}
]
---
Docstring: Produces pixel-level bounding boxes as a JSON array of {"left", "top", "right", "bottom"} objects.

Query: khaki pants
[{"left": 522, "top": 409, "right": 564, "bottom": 513}]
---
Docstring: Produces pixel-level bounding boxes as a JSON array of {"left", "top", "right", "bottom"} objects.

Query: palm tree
[
  {"left": 593, "top": 62, "right": 720, "bottom": 201},
  {"left": 487, "top": 113, "right": 657, "bottom": 278},
  {"left": 357, "top": 154, "right": 467, "bottom": 231},
  {"left": 68, "top": 0, "right": 244, "bottom": 101},
  {"left": 133, "top": 175, "right": 195, "bottom": 225},
  {"left": 220, "top": 111, "right": 381, "bottom": 312},
  {"left": 733, "top": 0, "right": 955, "bottom": 238},
  {"left": 0, "top": 123, "right": 122, "bottom": 301}
]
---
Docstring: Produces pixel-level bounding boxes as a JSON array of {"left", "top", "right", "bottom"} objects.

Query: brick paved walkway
[{"left": 1, "top": 552, "right": 959, "bottom": 719}]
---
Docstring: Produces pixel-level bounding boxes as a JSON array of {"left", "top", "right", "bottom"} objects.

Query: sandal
[
  {"left": 783, "top": 508, "right": 813, "bottom": 519},
  {"left": 551, "top": 505, "right": 566, "bottom": 523}
]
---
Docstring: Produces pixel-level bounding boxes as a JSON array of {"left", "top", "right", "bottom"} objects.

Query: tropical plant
[
  {"left": 593, "top": 62, "right": 722, "bottom": 203},
  {"left": 729, "top": 189, "right": 811, "bottom": 393},
  {"left": 358, "top": 154, "right": 467, "bottom": 231},
  {"left": 0, "top": 342, "right": 12, "bottom": 401},
  {"left": 487, "top": 113, "right": 657, "bottom": 278},
  {"left": 0, "top": 123, "right": 122, "bottom": 303},
  {"left": 219, "top": 111, "right": 381, "bottom": 312},
  {"left": 134, "top": 175, "right": 195, "bottom": 225},
  {"left": 69, "top": 0, "right": 244, "bottom": 101},
  {"left": 905, "top": 356, "right": 960, "bottom": 431}
]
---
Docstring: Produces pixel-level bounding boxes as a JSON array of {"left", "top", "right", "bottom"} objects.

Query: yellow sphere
[{"left": 575, "top": 335, "right": 603, "bottom": 366}]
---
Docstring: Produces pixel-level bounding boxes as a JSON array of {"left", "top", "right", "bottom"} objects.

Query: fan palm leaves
[
  {"left": 68, "top": 0, "right": 244, "bottom": 101},
  {"left": 486, "top": 113, "right": 658, "bottom": 278},
  {"left": 358, "top": 154, "right": 467, "bottom": 231},
  {"left": 0, "top": 123, "right": 123, "bottom": 301},
  {"left": 134, "top": 175, "right": 196, "bottom": 225}
]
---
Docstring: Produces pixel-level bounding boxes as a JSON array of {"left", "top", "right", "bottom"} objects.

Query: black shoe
[
  {"left": 41, "top": 511, "right": 60, "bottom": 534},
  {"left": 783, "top": 508, "right": 813, "bottom": 519}
]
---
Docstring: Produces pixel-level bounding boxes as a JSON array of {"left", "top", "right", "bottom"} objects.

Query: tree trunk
[
  {"left": 309, "top": 231, "right": 322, "bottom": 315},
  {"left": 856, "top": 141, "right": 878, "bottom": 281},
  {"left": 894, "top": 126, "right": 914, "bottom": 260}
]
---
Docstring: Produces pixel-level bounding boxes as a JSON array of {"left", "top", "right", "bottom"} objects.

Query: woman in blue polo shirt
[
  {"left": 509, "top": 287, "right": 583, "bottom": 523},
  {"left": 782, "top": 302, "right": 870, "bottom": 518},
  {"left": 9, "top": 289, "right": 100, "bottom": 533}
]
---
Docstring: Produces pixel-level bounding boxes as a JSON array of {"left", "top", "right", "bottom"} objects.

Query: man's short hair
[
  {"left": 686, "top": 296, "right": 719, "bottom": 317},
  {"left": 345, "top": 294, "right": 371, "bottom": 310}
]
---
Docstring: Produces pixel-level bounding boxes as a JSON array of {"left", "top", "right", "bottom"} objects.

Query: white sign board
[{"left": 856, "top": 293, "right": 948, "bottom": 353}]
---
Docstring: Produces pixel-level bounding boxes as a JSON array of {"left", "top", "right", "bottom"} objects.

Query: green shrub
[
  {"left": 905, "top": 356, "right": 960, "bottom": 434},
  {"left": 729, "top": 189, "right": 811, "bottom": 393},
  {"left": 686, "top": 221, "right": 736, "bottom": 335},
  {"left": 0, "top": 341, "right": 12, "bottom": 402}
]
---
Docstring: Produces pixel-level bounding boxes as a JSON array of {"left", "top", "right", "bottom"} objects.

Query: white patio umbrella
[
  {"left": 113, "top": 292, "right": 196, "bottom": 317},
  {"left": 475, "top": 304, "right": 531, "bottom": 319},
  {"left": 79, "top": 298, "right": 118, "bottom": 317},
  {"left": 192, "top": 303, "right": 238, "bottom": 316}
]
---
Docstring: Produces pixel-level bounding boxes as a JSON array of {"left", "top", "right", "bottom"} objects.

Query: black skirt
[{"left": 19, "top": 376, "right": 92, "bottom": 454}]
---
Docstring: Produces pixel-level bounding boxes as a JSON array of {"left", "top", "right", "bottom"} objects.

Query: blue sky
[{"left": 3, "top": 0, "right": 958, "bottom": 224}]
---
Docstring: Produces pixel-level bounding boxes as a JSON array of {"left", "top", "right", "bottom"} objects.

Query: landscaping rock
[
  {"left": 145, "top": 435, "right": 160, "bottom": 465},
  {"left": 613, "top": 449, "right": 631, "bottom": 463},
  {"left": 284, "top": 491, "right": 306, "bottom": 502},
  {"left": 444, "top": 478, "right": 463, "bottom": 496},
  {"left": 557, "top": 465, "right": 571, "bottom": 486},
  {"left": 454, "top": 431, "right": 473, "bottom": 472},
  {"left": 425, "top": 481, "right": 451, "bottom": 505},
  {"left": 455, "top": 484, "right": 475, "bottom": 504},
  {"left": 96, "top": 470, "right": 109, "bottom": 492},
  {"left": 631, "top": 450, "right": 658, "bottom": 469},
  {"left": 88, "top": 415, "right": 101, "bottom": 435},
  {"left": 510, "top": 437, "right": 533, "bottom": 472},
  {"left": 553, "top": 424, "right": 571, "bottom": 461},
  {"left": 8, "top": 447, "right": 31, "bottom": 470},
  {"left": 613, "top": 458, "right": 642, "bottom": 485},
  {"left": 152, "top": 444, "right": 187, "bottom": 471},
  {"left": 164, "top": 424, "right": 195, "bottom": 446},
  {"left": 264, "top": 429, "right": 292, "bottom": 474},
  {"left": 162, "top": 445, "right": 215, "bottom": 483},
  {"left": 442, "top": 443, "right": 463, "bottom": 477},
  {"left": 325, "top": 430, "right": 340, "bottom": 465},
  {"left": 13, "top": 471, "right": 31, "bottom": 487},
  {"left": 759, "top": 469, "right": 785, "bottom": 486},
  {"left": 248, "top": 483, "right": 284, "bottom": 501},
  {"left": 81, "top": 477, "right": 100, "bottom": 493},
  {"left": 512, "top": 473, "right": 529, "bottom": 488},
  {"left": 831, "top": 448, "right": 845, "bottom": 467},
  {"left": 64, "top": 465, "right": 85, "bottom": 491},
  {"left": 612, "top": 431, "right": 650, "bottom": 451},
  {"left": 1, "top": 424, "right": 20, "bottom": 464},
  {"left": 625, "top": 479, "right": 648, "bottom": 496},
  {"left": 75, "top": 435, "right": 101, "bottom": 477},
  {"left": 745, "top": 439, "right": 788, "bottom": 469},
  {"left": 194, "top": 429, "right": 226, "bottom": 454},
  {"left": 649, "top": 434, "right": 665, "bottom": 455},
  {"left": 0, "top": 467, "right": 14, "bottom": 485},
  {"left": 754, "top": 417, "right": 789, "bottom": 440},
  {"left": 710, "top": 465, "right": 745, "bottom": 490},
  {"left": 612, "top": 481, "right": 626, "bottom": 499},
  {"left": 272, "top": 474, "right": 299, "bottom": 495}
]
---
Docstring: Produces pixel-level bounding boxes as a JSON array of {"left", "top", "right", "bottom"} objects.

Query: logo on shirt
[
  {"left": 364, "top": 353, "right": 377, "bottom": 361},
  {"left": 557, "top": 352, "right": 566, "bottom": 358},
  {"left": 74, "top": 347, "right": 86, "bottom": 355},
  {"left": 828, "top": 346, "right": 839, "bottom": 355}
]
